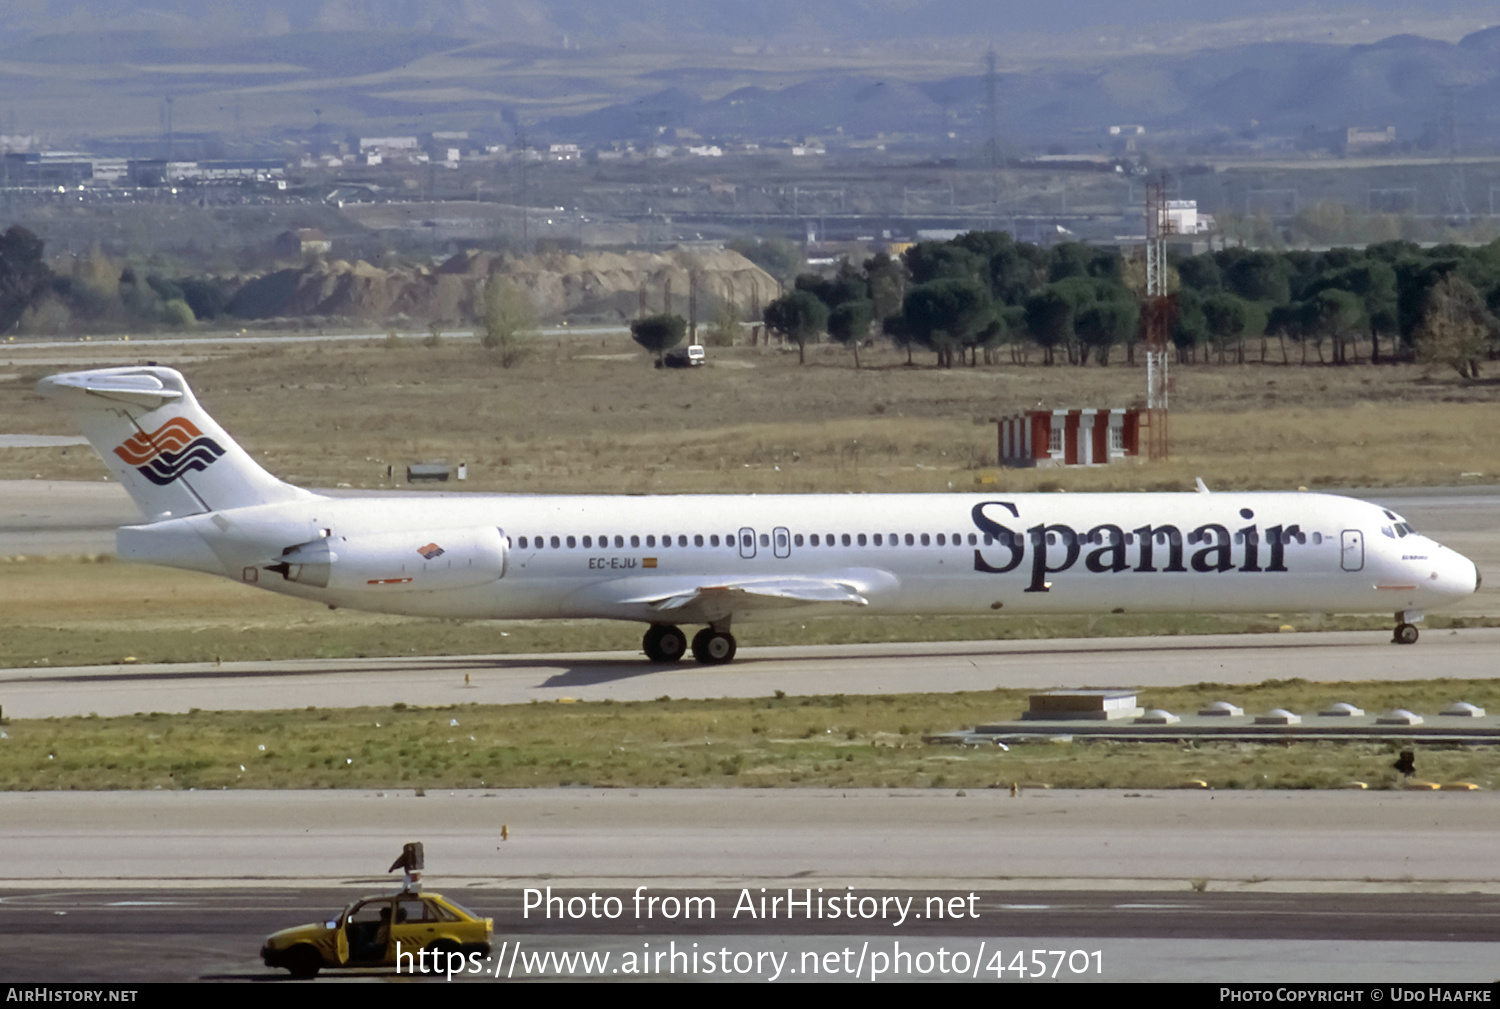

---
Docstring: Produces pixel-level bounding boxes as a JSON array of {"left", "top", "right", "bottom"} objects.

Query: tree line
[
  {"left": 757, "top": 231, "right": 1500, "bottom": 378},
  {"left": 0, "top": 226, "right": 237, "bottom": 335}
]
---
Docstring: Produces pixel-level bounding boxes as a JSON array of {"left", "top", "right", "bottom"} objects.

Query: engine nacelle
[{"left": 274, "top": 526, "right": 507, "bottom": 593}]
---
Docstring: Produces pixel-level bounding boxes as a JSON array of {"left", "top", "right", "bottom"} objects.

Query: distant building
[
  {"left": 3, "top": 152, "right": 93, "bottom": 186},
  {"left": 163, "top": 159, "right": 287, "bottom": 183},
  {"left": 1346, "top": 126, "right": 1396, "bottom": 149},
  {"left": 275, "top": 228, "right": 332, "bottom": 260},
  {"left": 999, "top": 409, "right": 1142, "bottom": 468},
  {"left": 360, "top": 137, "right": 419, "bottom": 151},
  {"left": 1166, "top": 200, "right": 1210, "bottom": 235}
]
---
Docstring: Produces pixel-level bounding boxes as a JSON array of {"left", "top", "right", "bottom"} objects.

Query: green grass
[{"left": 1, "top": 680, "right": 1495, "bottom": 791}]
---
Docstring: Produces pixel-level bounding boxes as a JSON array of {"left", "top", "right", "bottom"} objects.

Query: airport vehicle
[
  {"left": 40, "top": 366, "right": 1480, "bottom": 664},
  {"left": 261, "top": 890, "right": 492, "bottom": 977},
  {"left": 659, "top": 344, "right": 706, "bottom": 368}
]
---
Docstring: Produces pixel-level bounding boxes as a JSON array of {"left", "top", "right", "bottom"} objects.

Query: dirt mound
[{"left": 227, "top": 247, "right": 780, "bottom": 325}]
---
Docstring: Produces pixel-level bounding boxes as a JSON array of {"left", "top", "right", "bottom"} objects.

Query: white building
[{"left": 1166, "top": 200, "right": 1210, "bottom": 235}]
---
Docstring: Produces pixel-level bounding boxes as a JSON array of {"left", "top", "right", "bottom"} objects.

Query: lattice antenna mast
[
  {"left": 1143, "top": 180, "right": 1174, "bottom": 461},
  {"left": 1443, "top": 86, "right": 1471, "bottom": 222}
]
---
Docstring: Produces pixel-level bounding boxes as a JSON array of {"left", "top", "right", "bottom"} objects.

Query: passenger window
[
  {"left": 857, "top": 533, "right": 867, "bottom": 547},
  {"left": 1312, "top": 533, "right": 1323, "bottom": 545},
  {"left": 694, "top": 534, "right": 704, "bottom": 547},
  {"left": 615, "top": 535, "right": 624, "bottom": 548},
  {"left": 967, "top": 533, "right": 977, "bottom": 545},
  {"left": 646, "top": 535, "right": 656, "bottom": 547},
  {"left": 582, "top": 536, "right": 592, "bottom": 548},
  {"left": 905, "top": 533, "right": 914, "bottom": 546},
  {"left": 841, "top": 534, "right": 851, "bottom": 547},
  {"left": 631, "top": 535, "right": 641, "bottom": 548},
  {"left": 661, "top": 535, "right": 672, "bottom": 548},
  {"left": 518, "top": 536, "right": 528, "bottom": 549},
  {"left": 550, "top": 535, "right": 560, "bottom": 548},
  {"left": 711, "top": 534, "right": 720, "bottom": 547},
  {"left": 567, "top": 536, "right": 577, "bottom": 548},
  {"left": 742, "top": 533, "right": 752, "bottom": 548},
  {"left": 759, "top": 533, "right": 769, "bottom": 548},
  {"left": 873, "top": 534, "right": 882, "bottom": 546},
  {"left": 794, "top": 534, "right": 804, "bottom": 547},
  {"left": 679, "top": 535, "right": 688, "bottom": 547},
  {"left": 936, "top": 533, "right": 946, "bottom": 546},
  {"left": 810, "top": 534, "right": 820, "bottom": 547},
  {"left": 920, "top": 533, "right": 930, "bottom": 546}
]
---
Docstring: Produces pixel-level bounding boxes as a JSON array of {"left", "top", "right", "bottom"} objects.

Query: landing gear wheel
[
  {"left": 1393, "top": 623, "right": 1419, "bottom": 645},
  {"left": 643, "top": 624, "right": 687, "bottom": 662},
  {"left": 691, "top": 628, "right": 738, "bottom": 665}
]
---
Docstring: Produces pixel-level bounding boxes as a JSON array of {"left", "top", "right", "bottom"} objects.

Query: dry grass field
[
  {"left": 3, "top": 331, "right": 1496, "bottom": 495},
  {"left": 0, "top": 331, "right": 1495, "bottom": 668},
  {"left": 1, "top": 680, "right": 1496, "bottom": 792}
]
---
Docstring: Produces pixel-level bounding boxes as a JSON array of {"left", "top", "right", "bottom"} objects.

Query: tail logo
[{"left": 113, "top": 418, "right": 226, "bottom": 486}]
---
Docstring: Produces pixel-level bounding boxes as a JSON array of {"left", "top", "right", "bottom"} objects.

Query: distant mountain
[
  {"left": 0, "top": 2, "right": 1496, "bottom": 148},
  {"left": 0, "top": 1, "right": 1491, "bottom": 48},
  {"left": 536, "top": 26, "right": 1500, "bottom": 149}
]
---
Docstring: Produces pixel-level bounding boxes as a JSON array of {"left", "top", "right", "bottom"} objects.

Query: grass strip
[{"left": 1, "top": 679, "right": 1495, "bottom": 791}]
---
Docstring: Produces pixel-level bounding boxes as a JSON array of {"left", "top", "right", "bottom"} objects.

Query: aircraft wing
[{"left": 638, "top": 578, "right": 871, "bottom": 613}]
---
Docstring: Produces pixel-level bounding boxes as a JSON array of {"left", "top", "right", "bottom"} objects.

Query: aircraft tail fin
[{"left": 37, "top": 366, "right": 313, "bottom": 521}]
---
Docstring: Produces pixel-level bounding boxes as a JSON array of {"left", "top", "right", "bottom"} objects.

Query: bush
[
  {"left": 630, "top": 313, "right": 687, "bottom": 360},
  {"left": 161, "top": 299, "right": 196, "bottom": 328}
]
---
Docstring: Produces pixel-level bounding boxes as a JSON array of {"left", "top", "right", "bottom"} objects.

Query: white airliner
[{"left": 40, "top": 366, "right": 1479, "bottom": 664}]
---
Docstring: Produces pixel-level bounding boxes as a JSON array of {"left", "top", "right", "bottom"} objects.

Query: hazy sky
[{"left": 0, "top": 1, "right": 1493, "bottom": 44}]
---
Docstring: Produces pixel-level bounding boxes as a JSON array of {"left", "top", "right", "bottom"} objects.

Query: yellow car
[{"left": 262, "top": 890, "right": 493, "bottom": 978}]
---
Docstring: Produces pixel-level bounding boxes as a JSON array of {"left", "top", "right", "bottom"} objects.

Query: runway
[
  {"left": 3, "top": 788, "right": 1497, "bottom": 888},
  {"left": 4, "top": 627, "right": 1500, "bottom": 718},
  {"left": 1, "top": 789, "right": 1498, "bottom": 982}
]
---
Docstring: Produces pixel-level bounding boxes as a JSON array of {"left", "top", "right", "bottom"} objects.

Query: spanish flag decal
[{"left": 643, "top": 557, "right": 658, "bottom": 569}]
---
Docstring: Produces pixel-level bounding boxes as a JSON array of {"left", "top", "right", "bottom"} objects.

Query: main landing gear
[
  {"left": 642, "top": 623, "right": 737, "bottom": 665},
  {"left": 1392, "top": 610, "right": 1422, "bottom": 645}
]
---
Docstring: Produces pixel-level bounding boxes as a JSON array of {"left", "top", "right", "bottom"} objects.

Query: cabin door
[{"left": 1340, "top": 530, "right": 1364, "bottom": 572}]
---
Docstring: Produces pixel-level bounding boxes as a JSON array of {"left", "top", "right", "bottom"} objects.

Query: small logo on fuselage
[
  {"left": 417, "top": 543, "right": 445, "bottom": 560},
  {"left": 113, "top": 418, "right": 225, "bottom": 486}
]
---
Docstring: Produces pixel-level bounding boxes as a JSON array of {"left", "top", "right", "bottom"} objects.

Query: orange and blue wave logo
[{"left": 113, "top": 418, "right": 225, "bottom": 486}]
